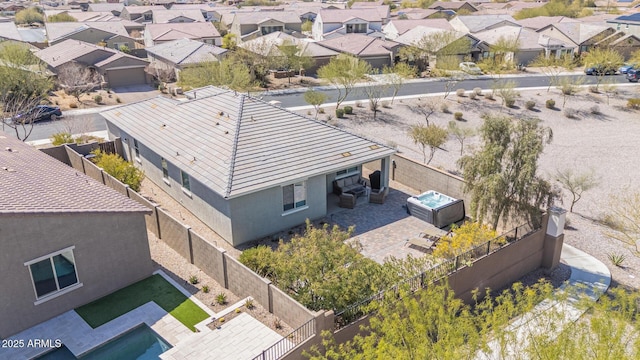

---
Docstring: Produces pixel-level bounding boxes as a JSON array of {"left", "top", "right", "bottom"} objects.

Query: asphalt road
[{"left": 14, "top": 73, "right": 632, "bottom": 142}]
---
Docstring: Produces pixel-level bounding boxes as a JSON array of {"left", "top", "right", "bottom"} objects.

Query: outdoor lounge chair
[
  {"left": 369, "top": 186, "right": 388, "bottom": 204},
  {"left": 339, "top": 192, "right": 357, "bottom": 209}
]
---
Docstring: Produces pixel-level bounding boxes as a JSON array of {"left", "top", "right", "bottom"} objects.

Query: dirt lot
[{"left": 296, "top": 83, "right": 640, "bottom": 289}]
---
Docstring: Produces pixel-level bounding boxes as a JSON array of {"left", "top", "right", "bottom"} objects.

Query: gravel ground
[{"left": 303, "top": 83, "right": 640, "bottom": 289}]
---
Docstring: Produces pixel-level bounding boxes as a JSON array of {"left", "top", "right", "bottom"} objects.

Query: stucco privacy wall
[
  {"left": 127, "top": 188, "right": 160, "bottom": 238},
  {"left": 0, "top": 212, "right": 153, "bottom": 338},
  {"left": 190, "top": 231, "right": 227, "bottom": 287},
  {"left": 224, "top": 254, "right": 271, "bottom": 311},
  {"left": 82, "top": 157, "right": 104, "bottom": 184},
  {"left": 157, "top": 208, "right": 192, "bottom": 262}
]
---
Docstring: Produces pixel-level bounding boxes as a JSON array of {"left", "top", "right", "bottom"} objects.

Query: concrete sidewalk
[{"left": 478, "top": 244, "right": 611, "bottom": 359}]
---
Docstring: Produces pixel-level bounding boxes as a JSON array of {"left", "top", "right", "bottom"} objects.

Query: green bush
[
  {"left": 525, "top": 100, "right": 536, "bottom": 110},
  {"left": 216, "top": 293, "right": 227, "bottom": 305},
  {"left": 505, "top": 99, "right": 516, "bottom": 108},
  {"left": 343, "top": 105, "right": 353, "bottom": 114},
  {"left": 546, "top": 99, "right": 556, "bottom": 109},
  {"left": 627, "top": 98, "right": 640, "bottom": 110},
  {"left": 91, "top": 150, "right": 145, "bottom": 192},
  {"left": 454, "top": 112, "right": 463, "bottom": 121},
  {"left": 93, "top": 95, "right": 103, "bottom": 104},
  {"left": 50, "top": 132, "right": 74, "bottom": 146},
  {"left": 336, "top": 108, "right": 345, "bottom": 118}
]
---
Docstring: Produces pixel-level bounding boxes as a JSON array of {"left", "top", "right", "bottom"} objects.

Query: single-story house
[
  {"left": 36, "top": 40, "right": 150, "bottom": 88},
  {"left": 313, "top": 7, "right": 389, "bottom": 40},
  {"left": 0, "top": 134, "right": 153, "bottom": 339},
  {"left": 87, "top": 3, "right": 125, "bottom": 16},
  {"left": 537, "top": 22, "right": 617, "bottom": 55},
  {"left": 119, "top": 5, "right": 165, "bottom": 22},
  {"left": 151, "top": 9, "right": 206, "bottom": 23},
  {"left": 450, "top": 14, "right": 521, "bottom": 34},
  {"left": 229, "top": 11, "right": 303, "bottom": 42},
  {"left": 101, "top": 86, "right": 395, "bottom": 246},
  {"left": 392, "top": 8, "right": 451, "bottom": 20},
  {"left": 428, "top": 1, "right": 478, "bottom": 13},
  {"left": 395, "top": 27, "right": 486, "bottom": 67},
  {"left": 383, "top": 18, "right": 452, "bottom": 40},
  {"left": 170, "top": 3, "right": 218, "bottom": 21},
  {"left": 473, "top": 25, "right": 545, "bottom": 65},
  {"left": 316, "top": 33, "right": 400, "bottom": 70},
  {"left": 45, "top": 21, "right": 136, "bottom": 50},
  {"left": 0, "top": 21, "right": 21, "bottom": 42},
  {"left": 144, "top": 22, "right": 221, "bottom": 47},
  {"left": 146, "top": 38, "right": 227, "bottom": 80}
]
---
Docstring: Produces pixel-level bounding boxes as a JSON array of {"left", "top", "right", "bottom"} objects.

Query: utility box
[{"left": 546, "top": 206, "right": 567, "bottom": 237}]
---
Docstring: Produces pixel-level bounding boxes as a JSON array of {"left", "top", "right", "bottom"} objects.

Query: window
[
  {"left": 161, "top": 158, "right": 169, "bottom": 183},
  {"left": 26, "top": 248, "right": 79, "bottom": 301},
  {"left": 346, "top": 23, "right": 367, "bottom": 34},
  {"left": 283, "top": 181, "right": 307, "bottom": 212},
  {"left": 181, "top": 170, "right": 191, "bottom": 193},
  {"left": 336, "top": 166, "right": 359, "bottom": 179},
  {"left": 133, "top": 139, "right": 140, "bottom": 161},
  {"left": 261, "top": 25, "right": 283, "bottom": 35}
]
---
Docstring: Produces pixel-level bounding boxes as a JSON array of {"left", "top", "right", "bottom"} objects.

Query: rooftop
[
  {"left": 0, "top": 134, "right": 149, "bottom": 215},
  {"left": 45, "top": 21, "right": 129, "bottom": 42},
  {"left": 145, "top": 22, "right": 220, "bottom": 41},
  {"left": 152, "top": 9, "right": 206, "bottom": 23},
  {"left": 36, "top": 39, "right": 146, "bottom": 68},
  {"left": 317, "top": 33, "right": 398, "bottom": 57},
  {"left": 146, "top": 38, "right": 226, "bottom": 65}
]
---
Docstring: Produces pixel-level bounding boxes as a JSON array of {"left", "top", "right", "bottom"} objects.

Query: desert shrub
[
  {"left": 473, "top": 87, "right": 482, "bottom": 96},
  {"left": 589, "top": 85, "right": 599, "bottom": 93},
  {"left": 355, "top": 100, "right": 363, "bottom": 108},
  {"left": 469, "top": 92, "right": 477, "bottom": 100},
  {"left": 505, "top": 99, "right": 516, "bottom": 108},
  {"left": 485, "top": 92, "right": 494, "bottom": 101},
  {"left": 546, "top": 99, "right": 556, "bottom": 109},
  {"left": 454, "top": 112, "right": 463, "bottom": 121},
  {"left": 627, "top": 98, "right": 640, "bottom": 110},
  {"left": 525, "top": 100, "right": 536, "bottom": 110},
  {"left": 590, "top": 105, "right": 600, "bottom": 114},
  {"left": 381, "top": 100, "right": 390, "bottom": 108},
  {"left": 244, "top": 299, "right": 255, "bottom": 309},
  {"left": 440, "top": 102, "right": 450, "bottom": 113},
  {"left": 69, "top": 102, "right": 78, "bottom": 108},
  {"left": 433, "top": 222, "right": 500, "bottom": 259},
  {"left": 456, "top": 89, "right": 465, "bottom": 97},
  {"left": 91, "top": 149, "right": 145, "bottom": 191},
  {"left": 93, "top": 95, "right": 102, "bottom": 104},
  {"left": 564, "top": 108, "right": 578, "bottom": 118},
  {"left": 608, "top": 253, "right": 626, "bottom": 267},
  {"left": 50, "top": 132, "right": 75, "bottom": 146},
  {"left": 318, "top": 108, "right": 325, "bottom": 114},
  {"left": 216, "top": 293, "right": 227, "bottom": 305},
  {"left": 273, "top": 318, "right": 282, "bottom": 329},
  {"left": 202, "top": 285, "right": 210, "bottom": 293},
  {"left": 344, "top": 105, "right": 353, "bottom": 114},
  {"left": 189, "top": 275, "right": 199, "bottom": 284},
  {"left": 116, "top": 97, "right": 121, "bottom": 103},
  {"left": 335, "top": 108, "right": 345, "bottom": 118}
]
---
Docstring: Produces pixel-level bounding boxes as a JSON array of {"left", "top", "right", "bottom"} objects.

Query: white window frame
[
  {"left": 335, "top": 166, "right": 359, "bottom": 180},
  {"left": 282, "top": 181, "right": 308, "bottom": 215},
  {"left": 133, "top": 139, "right": 141, "bottom": 163},
  {"left": 161, "top": 158, "right": 170, "bottom": 185},
  {"left": 25, "top": 246, "right": 82, "bottom": 305},
  {"left": 180, "top": 170, "right": 192, "bottom": 197}
]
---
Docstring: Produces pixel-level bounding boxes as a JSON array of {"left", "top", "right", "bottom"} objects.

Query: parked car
[
  {"left": 459, "top": 62, "right": 483, "bottom": 75},
  {"left": 11, "top": 105, "right": 62, "bottom": 124},
  {"left": 619, "top": 63, "right": 637, "bottom": 74},
  {"left": 628, "top": 69, "right": 639, "bottom": 82},
  {"left": 584, "top": 64, "right": 617, "bottom": 76}
]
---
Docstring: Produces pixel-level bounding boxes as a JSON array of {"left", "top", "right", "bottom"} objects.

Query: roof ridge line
[
  {"left": 224, "top": 92, "right": 244, "bottom": 198},
  {"left": 177, "top": 41, "right": 204, "bottom": 64}
]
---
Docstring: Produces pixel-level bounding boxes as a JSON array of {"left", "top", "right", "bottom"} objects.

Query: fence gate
[{"left": 99, "top": 141, "right": 116, "bottom": 155}]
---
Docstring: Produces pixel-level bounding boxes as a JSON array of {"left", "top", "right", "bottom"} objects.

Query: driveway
[{"left": 112, "top": 85, "right": 160, "bottom": 104}]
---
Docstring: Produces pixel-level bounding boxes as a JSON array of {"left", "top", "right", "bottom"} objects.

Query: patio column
[{"left": 380, "top": 156, "right": 390, "bottom": 188}]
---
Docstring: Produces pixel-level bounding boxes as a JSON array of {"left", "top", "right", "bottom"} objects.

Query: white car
[{"left": 459, "top": 62, "right": 483, "bottom": 75}]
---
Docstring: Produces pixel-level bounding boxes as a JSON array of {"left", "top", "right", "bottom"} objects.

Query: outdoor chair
[
  {"left": 369, "top": 170, "right": 381, "bottom": 191},
  {"left": 369, "top": 186, "right": 388, "bottom": 204},
  {"left": 339, "top": 192, "right": 357, "bottom": 209}
]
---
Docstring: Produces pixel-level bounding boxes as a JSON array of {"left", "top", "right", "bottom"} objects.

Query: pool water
[
  {"left": 417, "top": 191, "right": 454, "bottom": 209},
  {"left": 37, "top": 325, "right": 171, "bottom": 360}
]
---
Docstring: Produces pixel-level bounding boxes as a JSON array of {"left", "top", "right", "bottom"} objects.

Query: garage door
[{"left": 106, "top": 68, "right": 146, "bottom": 88}]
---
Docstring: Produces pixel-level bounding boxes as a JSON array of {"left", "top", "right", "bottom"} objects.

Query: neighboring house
[
  {"left": 45, "top": 21, "right": 136, "bottom": 50},
  {"left": 87, "top": 3, "right": 125, "bottom": 16},
  {"left": 537, "top": 22, "right": 617, "bottom": 56},
  {"left": 517, "top": 16, "right": 569, "bottom": 31},
  {"left": 229, "top": 11, "right": 302, "bottom": 42},
  {"left": 170, "top": 3, "right": 218, "bottom": 21},
  {"left": 0, "top": 21, "right": 21, "bottom": 42},
  {"left": 36, "top": 40, "right": 150, "bottom": 87},
  {"left": 151, "top": 9, "right": 205, "bottom": 23},
  {"left": 428, "top": 1, "right": 478, "bottom": 13},
  {"left": 17, "top": 28, "right": 48, "bottom": 49},
  {"left": 474, "top": 26, "right": 545, "bottom": 65},
  {"left": 383, "top": 18, "right": 452, "bottom": 40},
  {"left": 393, "top": 8, "right": 450, "bottom": 20},
  {"left": 146, "top": 38, "right": 227, "bottom": 79},
  {"left": 607, "top": 13, "right": 640, "bottom": 38},
  {"left": 593, "top": 32, "right": 640, "bottom": 59},
  {"left": 316, "top": 33, "right": 400, "bottom": 69},
  {"left": 144, "top": 22, "right": 221, "bottom": 47},
  {"left": 0, "top": 3, "right": 26, "bottom": 16},
  {"left": 395, "top": 27, "right": 486, "bottom": 66},
  {"left": 101, "top": 87, "right": 395, "bottom": 246},
  {"left": 119, "top": 5, "right": 165, "bottom": 22},
  {"left": 313, "top": 7, "right": 390, "bottom": 40},
  {"left": 0, "top": 134, "right": 153, "bottom": 339},
  {"left": 449, "top": 14, "right": 521, "bottom": 34},
  {"left": 63, "top": 11, "right": 123, "bottom": 22}
]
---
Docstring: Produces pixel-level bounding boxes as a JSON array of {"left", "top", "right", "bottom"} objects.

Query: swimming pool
[
  {"left": 37, "top": 325, "right": 172, "bottom": 360},
  {"left": 407, "top": 190, "right": 465, "bottom": 228}
]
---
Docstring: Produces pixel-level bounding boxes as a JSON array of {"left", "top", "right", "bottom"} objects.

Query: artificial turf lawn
[{"left": 75, "top": 274, "right": 208, "bottom": 332}]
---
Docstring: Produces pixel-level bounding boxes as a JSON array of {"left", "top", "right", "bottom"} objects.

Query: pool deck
[{"left": 2, "top": 270, "right": 284, "bottom": 360}]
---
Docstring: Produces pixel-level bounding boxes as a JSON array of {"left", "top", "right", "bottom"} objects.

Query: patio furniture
[
  {"left": 333, "top": 174, "right": 368, "bottom": 196},
  {"left": 369, "top": 186, "right": 388, "bottom": 204},
  {"left": 339, "top": 192, "right": 357, "bottom": 208},
  {"left": 406, "top": 236, "right": 439, "bottom": 252},
  {"left": 369, "top": 170, "right": 381, "bottom": 191}
]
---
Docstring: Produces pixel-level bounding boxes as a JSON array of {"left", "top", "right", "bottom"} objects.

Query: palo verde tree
[
  {"left": 277, "top": 40, "right": 314, "bottom": 83},
  {"left": 555, "top": 168, "right": 599, "bottom": 212},
  {"left": 555, "top": 75, "right": 585, "bottom": 108},
  {"left": 448, "top": 120, "right": 475, "bottom": 155},
  {"left": 457, "top": 114, "right": 557, "bottom": 229},
  {"left": 582, "top": 47, "right": 624, "bottom": 91},
  {"left": 304, "top": 90, "right": 327, "bottom": 120},
  {"left": 408, "top": 123, "right": 448, "bottom": 164},
  {"left": 317, "top": 54, "right": 372, "bottom": 109},
  {"left": 363, "top": 84, "right": 389, "bottom": 120},
  {"left": 0, "top": 43, "right": 52, "bottom": 141},
  {"left": 481, "top": 35, "right": 521, "bottom": 72},
  {"left": 15, "top": 7, "right": 44, "bottom": 25},
  {"left": 399, "top": 30, "right": 471, "bottom": 73},
  {"left": 408, "top": 97, "right": 440, "bottom": 125},
  {"left": 382, "top": 62, "right": 416, "bottom": 104},
  {"left": 47, "top": 13, "right": 77, "bottom": 22},
  {"left": 57, "top": 63, "right": 101, "bottom": 102},
  {"left": 177, "top": 58, "right": 255, "bottom": 92},
  {"left": 530, "top": 54, "right": 576, "bottom": 92}
]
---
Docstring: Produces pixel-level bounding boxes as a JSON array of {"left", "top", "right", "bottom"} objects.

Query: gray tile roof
[
  {"left": 87, "top": 3, "right": 124, "bottom": 13},
  {"left": 45, "top": 21, "right": 129, "bottom": 42},
  {"left": 0, "top": 22, "right": 21, "bottom": 41},
  {"left": 231, "top": 11, "right": 301, "bottom": 25},
  {"left": 145, "top": 22, "right": 220, "bottom": 41},
  {"left": 317, "top": 33, "right": 398, "bottom": 57},
  {"left": 101, "top": 87, "right": 395, "bottom": 199},
  {"left": 474, "top": 26, "right": 543, "bottom": 50},
  {"left": 318, "top": 8, "right": 386, "bottom": 23},
  {"left": 385, "top": 18, "right": 452, "bottom": 36},
  {"left": 146, "top": 38, "right": 226, "bottom": 65},
  {"left": 36, "top": 40, "right": 146, "bottom": 69},
  {"left": 0, "top": 134, "right": 149, "bottom": 214},
  {"left": 151, "top": 9, "right": 206, "bottom": 23},
  {"left": 451, "top": 14, "right": 519, "bottom": 33}
]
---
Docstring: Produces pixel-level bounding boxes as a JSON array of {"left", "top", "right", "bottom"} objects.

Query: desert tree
[
  {"left": 363, "top": 84, "right": 389, "bottom": 119},
  {"left": 605, "top": 191, "right": 640, "bottom": 252},
  {"left": 277, "top": 40, "right": 314, "bottom": 83},
  {"left": 555, "top": 168, "right": 598, "bottom": 212},
  {"left": 458, "top": 114, "right": 557, "bottom": 229},
  {"left": 448, "top": 120, "right": 475, "bottom": 155},
  {"left": 399, "top": 30, "right": 471, "bottom": 73},
  {"left": 15, "top": 7, "right": 44, "bottom": 25},
  {"left": 317, "top": 54, "right": 372, "bottom": 109},
  {"left": 304, "top": 90, "right": 327, "bottom": 120},
  {"left": 530, "top": 53, "right": 576, "bottom": 92},
  {"left": 408, "top": 123, "right": 448, "bottom": 164},
  {"left": 556, "top": 76, "right": 585, "bottom": 108},
  {"left": 482, "top": 35, "right": 521, "bottom": 71},
  {"left": 0, "top": 43, "right": 52, "bottom": 141},
  {"left": 382, "top": 62, "right": 416, "bottom": 104},
  {"left": 582, "top": 47, "right": 624, "bottom": 91},
  {"left": 178, "top": 58, "right": 255, "bottom": 92},
  {"left": 600, "top": 78, "right": 618, "bottom": 105},
  {"left": 57, "top": 62, "right": 101, "bottom": 102},
  {"left": 221, "top": 33, "right": 237, "bottom": 50},
  {"left": 47, "top": 13, "right": 77, "bottom": 22},
  {"left": 149, "top": 64, "right": 175, "bottom": 85},
  {"left": 493, "top": 80, "right": 519, "bottom": 108},
  {"left": 408, "top": 97, "right": 439, "bottom": 125}
]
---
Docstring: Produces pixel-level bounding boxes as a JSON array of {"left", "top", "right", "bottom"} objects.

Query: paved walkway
[{"left": 477, "top": 243, "right": 611, "bottom": 359}]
